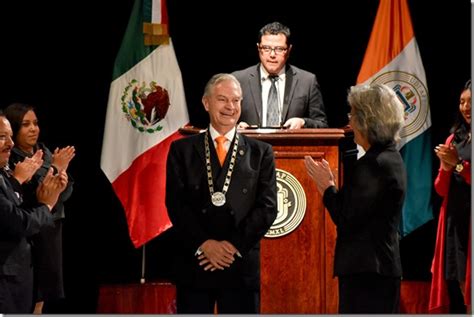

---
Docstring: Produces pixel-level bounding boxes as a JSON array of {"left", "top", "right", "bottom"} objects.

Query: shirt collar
[
  {"left": 209, "top": 125, "right": 236, "bottom": 142},
  {"left": 260, "top": 65, "right": 286, "bottom": 82}
]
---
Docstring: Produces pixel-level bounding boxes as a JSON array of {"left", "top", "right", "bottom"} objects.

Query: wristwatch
[{"left": 455, "top": 160, "right": 464, "bottom": 173}]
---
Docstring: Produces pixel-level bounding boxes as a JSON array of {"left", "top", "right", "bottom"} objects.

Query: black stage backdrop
[{"left": 0, "top": 0, "right": 470, "bottom": 313}]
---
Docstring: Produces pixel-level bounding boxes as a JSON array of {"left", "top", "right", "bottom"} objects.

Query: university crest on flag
[{"left": 369, "top": 71, "right": 429, "bottom": 147}]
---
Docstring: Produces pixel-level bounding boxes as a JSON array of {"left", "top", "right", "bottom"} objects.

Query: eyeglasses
[{"left": 259, "top": 45, "right": 288, "bottom": 55}]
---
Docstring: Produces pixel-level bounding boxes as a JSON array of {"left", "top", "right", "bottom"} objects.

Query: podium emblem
[{"left": 265, "top": 169, "right": 306, "bottom": 238}]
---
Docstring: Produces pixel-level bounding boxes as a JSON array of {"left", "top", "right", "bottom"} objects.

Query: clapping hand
[
  {"left": 36, "top": 168, "right": 68, "bottom": 211},
  {"left": 52, "top": 146, "right": 75, "bottom": 172},
  {"left": 434, "top": 143, "right": 459, "bottom": 171},
  {"left": 304, "top": 156, "right": 336, "bottom": 195},
  {"left": 12, "top": 150, "right": 44, "bottom": 184}
]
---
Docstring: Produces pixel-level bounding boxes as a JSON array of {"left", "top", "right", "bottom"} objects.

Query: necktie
[
  {"left": 215, "top": 136, "right": 227, "bottom": 166},
  {"left": 267, "top": 75, "right": 280, "bottom": 126}
]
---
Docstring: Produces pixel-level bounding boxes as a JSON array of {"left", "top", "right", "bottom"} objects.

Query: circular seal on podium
[{"left": 265, "top": 168, "right": 306, "bottom": 238}]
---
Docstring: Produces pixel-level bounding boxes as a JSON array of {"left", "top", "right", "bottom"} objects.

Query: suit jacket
[
  {"left": 0, "top": 173, "right": 53, "bottom": 313},
  {"left": 9, "top": 143, "right": 74, "bottom": 301},
  {"left": 323, "top": 142, "right": 406, "bottom": 278},
  {"left": 232, "top": 64, "right": 328, "bottom": 128},
  {"left": 10, "top": 143, "right": 74, "bottom": 220},
  {"left": 166, "top": 131, "right": 277, "bottom": 290}
]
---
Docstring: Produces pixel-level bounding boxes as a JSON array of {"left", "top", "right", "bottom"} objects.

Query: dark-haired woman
[
  {"left": 429, "top": 80, "right": 471, "bottom": 314},
  {"left": 4, "top": 103, "right": 75, "bottom": 313}
]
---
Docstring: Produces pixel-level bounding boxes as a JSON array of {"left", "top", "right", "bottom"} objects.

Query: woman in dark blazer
[
  {"left": 0, "top": 112, "right": 67, "bottom": 313},
  {"left": 305, "top": 84, "right": 406, "bottom": 313},
  {"left": 4, "top": 103, "right": 75, "bottom": 313}
]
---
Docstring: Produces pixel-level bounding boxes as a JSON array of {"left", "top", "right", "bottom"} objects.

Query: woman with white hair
[{"left": 305, "top": 83, "right": 407, "bottom": 313}]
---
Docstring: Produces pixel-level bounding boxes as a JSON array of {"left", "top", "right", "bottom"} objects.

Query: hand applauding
[
  {"left": 36, "top": 168, "right": 68, "bottom": 212},
  {"left": 304, "top": 156, "right": 336, "bottom": 195},
  {"left": 52, "top": 146, "right": 75, "bottom": 172},
  {"left": 11, "top": 150, "right": 44, "bottom": 184},
  {"left": 434, "top": 143, "right": 459, "bottom": 171}
]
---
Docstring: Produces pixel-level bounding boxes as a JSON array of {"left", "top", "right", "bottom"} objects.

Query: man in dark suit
[
  {"left": 166, "top": 73, "right": 277, "bottom": 313},
  {"left": 232, "top": 21, "right": 328, "bottom": 129},
  {"left": 0, "top": 113, "right": 67, "bottom": 313}
]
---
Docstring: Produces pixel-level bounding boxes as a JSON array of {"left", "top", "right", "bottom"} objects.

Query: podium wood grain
[{"left": 243, "top": 129, "right": 344, "bottom": 313}]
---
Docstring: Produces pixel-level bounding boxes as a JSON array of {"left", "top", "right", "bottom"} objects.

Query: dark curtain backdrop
[{"left": 0, "top": 0, "right": 470, "bottom": 313}]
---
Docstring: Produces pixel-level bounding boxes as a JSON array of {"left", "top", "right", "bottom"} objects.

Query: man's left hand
[
  {"left": 197, "top": 240, "right": 240, "bottom": 271},
  {"left": 283, "top": 117, "right": 305, "bottom": 129}
]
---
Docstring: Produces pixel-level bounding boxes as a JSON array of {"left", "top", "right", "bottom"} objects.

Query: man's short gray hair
[{"left": 203, "top": 73, "right": 242, "bottom": 98}]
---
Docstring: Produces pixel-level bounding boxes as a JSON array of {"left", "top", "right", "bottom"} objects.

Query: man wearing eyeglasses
[{"left": 233, "top": 21, "right": 328, "bottom": 129}]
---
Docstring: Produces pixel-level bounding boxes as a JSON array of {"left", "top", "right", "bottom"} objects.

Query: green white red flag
[{"left": 101, "top": 0, "right": 188, "bottom": 248}]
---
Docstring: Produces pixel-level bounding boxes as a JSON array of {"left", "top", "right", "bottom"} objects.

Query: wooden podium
[
  {"left": 180, "top": 127, "right": 355, "bottom": 314},
  {"left": 240, "top": 128, "right": 352, "bottom": 313}
]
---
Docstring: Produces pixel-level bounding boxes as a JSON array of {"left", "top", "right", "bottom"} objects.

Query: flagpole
[{"left": 140, "top": 244, "right": 146, "bottom": 284}]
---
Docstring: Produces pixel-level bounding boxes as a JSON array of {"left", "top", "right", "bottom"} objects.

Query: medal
[{"left": 211, "top": 192, "right": 226, "bottom": 206}]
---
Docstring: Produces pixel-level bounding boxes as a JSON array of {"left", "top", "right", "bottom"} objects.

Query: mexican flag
[
  {"left": 101, "top": 0, "right": 189, "bottom": 248},
  {"left": 357, "top": 0, "right": 433, "bottom": 237}
]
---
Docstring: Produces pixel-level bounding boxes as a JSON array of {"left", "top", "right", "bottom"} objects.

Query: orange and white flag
[{"left": 356, "top": 0, "right": 433, "bottom": 239}]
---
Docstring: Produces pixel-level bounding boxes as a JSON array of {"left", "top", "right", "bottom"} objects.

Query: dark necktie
[{"left": 266, "top": 75, "right": 280, "bottom": 126}]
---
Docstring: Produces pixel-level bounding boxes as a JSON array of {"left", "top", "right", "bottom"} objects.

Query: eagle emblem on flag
[{"left": 121, "top": 79, "right": 170, "bottom": 133}]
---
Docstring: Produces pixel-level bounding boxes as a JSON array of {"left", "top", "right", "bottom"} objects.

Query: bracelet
[
  {"left": 455, "top": 160, "right": 464, "bottom": 173},
  {"left": 51, "top": 165, "right": 59, "bottom": 176},
  {"left": 195, "top": 247, "right": 203, "bottom": 256}
]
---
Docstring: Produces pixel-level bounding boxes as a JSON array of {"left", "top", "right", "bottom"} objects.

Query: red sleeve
[{"left": 459, "top": 160, "right": 471, "bottom": 185}]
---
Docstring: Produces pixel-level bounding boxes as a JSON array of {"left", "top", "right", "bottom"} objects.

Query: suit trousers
[
  {"left": 176, "top": 285, "right": 259, "bottom": 314},
  {"left": 0, "top": 270, "right": 34, "bottom": 313},
  {"left": 338, "top": 273, "right": 400, "bottom": 313}
]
